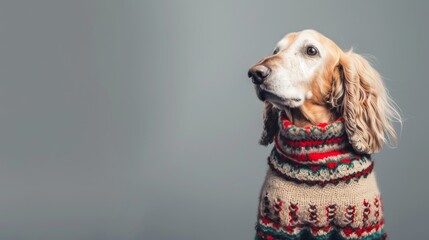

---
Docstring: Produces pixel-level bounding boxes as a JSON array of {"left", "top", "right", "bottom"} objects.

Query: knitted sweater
[{"left": 255, "top": 112, "right": 386, "bottom": 240}]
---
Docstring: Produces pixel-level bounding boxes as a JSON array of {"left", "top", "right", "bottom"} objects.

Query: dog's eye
[
  {"left": 273, "top": 48, "right": 279, "bottom": 55},
  {"left": 306, "top": 46, "right": 318, "bottom": 56}
]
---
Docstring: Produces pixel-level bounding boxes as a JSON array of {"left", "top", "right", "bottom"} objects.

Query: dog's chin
[{"left": 256, "top": 88, "right": 303, "bottom": 108}]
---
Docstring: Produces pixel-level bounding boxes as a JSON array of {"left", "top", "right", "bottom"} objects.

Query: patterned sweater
[{"left": 255, "top": 112, "right": 386, "bottom": 240}]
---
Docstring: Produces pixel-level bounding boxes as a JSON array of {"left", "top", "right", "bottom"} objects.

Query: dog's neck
[{"left": 283, "top": 101, "right": 338, "bottom": 127}]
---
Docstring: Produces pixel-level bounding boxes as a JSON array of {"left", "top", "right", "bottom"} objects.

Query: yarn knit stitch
[{"left": 255, "top": 112, "right": 387, "bottom": 240}]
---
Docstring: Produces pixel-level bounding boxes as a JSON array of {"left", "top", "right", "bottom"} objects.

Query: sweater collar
[
  {"left": 274, "top": 111, "right": 362, "bottom": 164},
  {"left": 278, "top": 111, "right": 345, "bottom": 140},
  {"left": 268, "top": 112, "right": 373, "bottom": 186}
]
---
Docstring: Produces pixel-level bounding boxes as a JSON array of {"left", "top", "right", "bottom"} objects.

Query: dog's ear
[
  {"left": 259, "top": 102, "right": 279, "bottom": 146},
  {"left": 330, "top": 51, "right": 401, "bottom": 154}
]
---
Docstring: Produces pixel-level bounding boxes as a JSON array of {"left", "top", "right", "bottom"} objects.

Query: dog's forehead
[
  {"left": 276, "top": 30, "right": 325, "bottom": 49},
  {"left": 276, "top": 33, "right": 296, "bottom": 49}
]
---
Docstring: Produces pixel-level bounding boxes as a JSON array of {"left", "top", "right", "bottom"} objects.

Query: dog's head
[{"left": 248, "top": 29, "right": 401, "bottom": 154}]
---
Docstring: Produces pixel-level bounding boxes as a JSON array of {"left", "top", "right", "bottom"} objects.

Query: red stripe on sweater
[
  {"left": 275, "top": 137, "right": 350, "bottom": 162},
  {"left": 287, "top": 150, "right": 350, "bottom": 162},
  {"left": 274, "top": 151, "right": 358, "bottom": 170},
  {"left": 280, "top": 135, "right": 346, "bottom": 147}
]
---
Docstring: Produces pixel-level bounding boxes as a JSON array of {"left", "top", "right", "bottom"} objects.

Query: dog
[{"left": 248, "top": 30, "right": 400, "bottom": 240}]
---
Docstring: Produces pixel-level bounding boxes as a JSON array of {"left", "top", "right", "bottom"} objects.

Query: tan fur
[{"left": 331, "top": 51, "right": 401, "bottom": 153}]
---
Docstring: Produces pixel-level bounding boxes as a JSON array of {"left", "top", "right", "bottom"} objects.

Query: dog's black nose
[{"left": 248, "top": 65, "right": 271, "bottom": 85}]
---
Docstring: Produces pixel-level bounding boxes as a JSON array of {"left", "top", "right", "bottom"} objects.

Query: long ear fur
[
  {"left": 330, "top": 51, "right": 401, "bottom": 154},
  {"left": 259, "top": 102, "right": 279, "bottom": 146}
]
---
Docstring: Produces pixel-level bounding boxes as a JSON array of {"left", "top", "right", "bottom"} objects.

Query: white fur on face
[{"left": 261, "top": 30, "right": 327, "bottom": 108}]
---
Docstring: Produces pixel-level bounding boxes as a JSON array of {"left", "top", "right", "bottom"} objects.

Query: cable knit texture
[{"left": 255, "top": 112, "right": 386, "bottom": 240}]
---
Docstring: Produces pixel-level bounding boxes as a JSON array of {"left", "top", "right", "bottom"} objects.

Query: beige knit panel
[{"left": 258, "top": 168, "right": 384, "bottom": 230}]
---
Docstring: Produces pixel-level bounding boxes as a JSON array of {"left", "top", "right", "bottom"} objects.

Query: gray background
[{"left": 0, "top": 0, "right": 427, "bottom": 239}]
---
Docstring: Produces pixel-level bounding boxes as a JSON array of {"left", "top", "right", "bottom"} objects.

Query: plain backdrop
[{"left": 0, "top": 1, "right": 428, "bottom": 239}]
